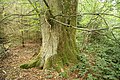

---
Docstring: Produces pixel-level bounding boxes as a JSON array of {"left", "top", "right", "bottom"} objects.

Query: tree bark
[{"left": 20, "top": 0, "right": 78, "bottom": 71}]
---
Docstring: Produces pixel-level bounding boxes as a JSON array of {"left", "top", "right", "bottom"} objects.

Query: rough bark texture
[{"left": 20, "top": 0, "right": 78, "bottom": 71}]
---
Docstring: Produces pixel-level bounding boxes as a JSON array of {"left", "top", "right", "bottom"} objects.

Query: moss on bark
[
  {"left": 20, "top": 58, "right": 41, "bottom": 69},
  {"left": 20, "top": 0, "right": 78, "bottom": 71}
]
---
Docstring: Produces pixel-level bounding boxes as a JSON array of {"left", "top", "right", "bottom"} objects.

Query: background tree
[{"left": 0, "top": 1, "right": 7, "bottom": 60}]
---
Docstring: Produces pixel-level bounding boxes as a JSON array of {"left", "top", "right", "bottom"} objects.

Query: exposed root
[{"left": 20, "top": 59, "right": 41, "bottom": 69}]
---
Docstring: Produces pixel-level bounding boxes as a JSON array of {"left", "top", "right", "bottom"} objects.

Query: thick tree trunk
[{"left": 20, "top": 0, "right": 78, "bottom": 71}]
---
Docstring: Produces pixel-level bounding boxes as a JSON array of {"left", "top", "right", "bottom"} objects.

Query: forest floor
[{"left": 0, "top": 42, "right": 78, "bottom": 80}]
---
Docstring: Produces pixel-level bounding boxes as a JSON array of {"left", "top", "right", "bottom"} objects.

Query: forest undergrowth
[{"left": 0, "top": 32, "right": 120, "bottom": 80}]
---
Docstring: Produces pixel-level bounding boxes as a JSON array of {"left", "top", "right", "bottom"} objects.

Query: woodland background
[{"left": 0, "top": 0, "right": 120, "bottom": 80}]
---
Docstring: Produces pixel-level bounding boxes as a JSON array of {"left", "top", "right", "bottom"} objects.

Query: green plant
[
  {"left": 72, "top": 30, "right": 120, "bottom": 80},
  {"left": 59, "top": 71, "right": 69, "bottom": 78}
]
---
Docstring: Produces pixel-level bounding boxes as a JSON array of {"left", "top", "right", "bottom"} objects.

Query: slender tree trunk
[
  {"left": 20, "top": 0, "right": 78, "bottom": 71},
  {"left": 0, "top": 8, "right": 6, "bottom": 60}
]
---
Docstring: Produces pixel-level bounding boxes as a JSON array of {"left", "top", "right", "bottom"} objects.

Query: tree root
[{"left": 20, "top": 59, "right": 41, "bottom": 69}]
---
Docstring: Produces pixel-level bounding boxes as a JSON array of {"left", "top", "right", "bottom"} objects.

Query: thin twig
[
  {"left": 0, "top": 14, "right": 37, "bottom": 23},
  {"left": 99, "top": 15, "right": 120, "bottom": 45},
  {"left": 42, "top": 0, "right": 53, "bottom": 17},
  {"left": 27, "top": 0, "right": 40, "bottom": 17}
]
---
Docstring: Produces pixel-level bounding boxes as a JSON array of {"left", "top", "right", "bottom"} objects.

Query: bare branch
[
  {"left": 42, "top": 0, "right": 54, "bottom": 18},
  {"left": 98, "top": 14, "right": 120, "bottom": 44},
  {"left": 50, "top": 18, "right": 120, "bottom": 32},
  {"left": 42, "top": 0, "right": 50, "bottom": 9},
  {"left": 55, "top": 13, "right": 120, "bottom": 19},
  {"left": 50, "top": 18, "right": 90, "bottom": 31},
  {"left": 0, "top": 14, "right": 37, "bottom": 23},
  {"left": 0, "top": 14, "right": 12, "bottom": 23}
]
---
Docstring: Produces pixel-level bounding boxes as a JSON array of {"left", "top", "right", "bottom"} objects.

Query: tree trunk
[
  {"left": 0, "top": 5, "right": 6, "bottom": 60},
  {"left": 20, "top": 0, "right": 78, "bottom": 71}
]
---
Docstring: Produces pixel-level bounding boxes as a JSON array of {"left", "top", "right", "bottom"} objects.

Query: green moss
[
  {"left": 43, "top": 57, "right": 52, "bottom": 69},
  {"left": 54, "top": 65, "right": 62, "bottom": 72},
  {"left": 20, "top": 51, "right": 42, "bottom": 69},
  {"left": 36, "top": 59, "right": 41, "bottom": 66},
  {"left": 20, "top": 59, "right": 41, "bottom": 69},
  {"left": 20, "top": 64, "right": 29, "bottom": 69},
  {"left": 42, "top": 54, "right": 64, "bottom": 72}
]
